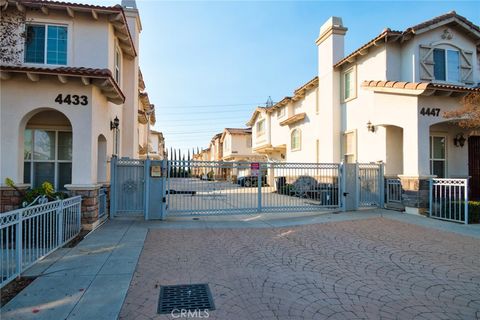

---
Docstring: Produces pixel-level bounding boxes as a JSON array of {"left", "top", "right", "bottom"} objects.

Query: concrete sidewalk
[
  {"left": 1, "top": 219, "right": 147, "bottom": 320},
  {"left": 1, "top": 209, "right": 479, "bottom": 320}
]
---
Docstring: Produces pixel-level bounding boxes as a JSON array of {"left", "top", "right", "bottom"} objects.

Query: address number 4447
[{"left": 419, "top": 107, "right": 440, "bottom": 117}]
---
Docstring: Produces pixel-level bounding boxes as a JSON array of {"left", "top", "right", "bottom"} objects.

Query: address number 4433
[{"left": 55, "top": 94, "right": 88, "bottom": 106}]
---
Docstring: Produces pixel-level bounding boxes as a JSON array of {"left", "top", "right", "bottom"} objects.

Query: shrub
[{"left": 4, "top": 178, "right": 68, "bottom": 207}]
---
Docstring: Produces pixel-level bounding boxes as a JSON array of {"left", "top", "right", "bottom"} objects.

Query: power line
[{"left": 157, "top": 102, "right": 265, "bottom": 108}]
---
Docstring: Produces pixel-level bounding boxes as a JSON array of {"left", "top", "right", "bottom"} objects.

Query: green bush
[
  {"left": 469, "top": 201, "right": 480, "bottom": 224},
  {"left": 5, "top": 178, "right": 69, "bottom": 207}
]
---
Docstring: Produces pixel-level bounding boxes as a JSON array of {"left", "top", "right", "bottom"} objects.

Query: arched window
[{"left": 291, "top": 129, "right": 301, "bottom": 151}]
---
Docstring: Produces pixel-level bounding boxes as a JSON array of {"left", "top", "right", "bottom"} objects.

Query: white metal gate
[{"left": 166, "top": 161, "right": 342, "bottom": 216}]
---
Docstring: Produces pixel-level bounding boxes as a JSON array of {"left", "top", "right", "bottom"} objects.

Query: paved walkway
[
  {"left": 1, "top": 220, "right": 147, "bottom": 320},
  {"left": 2, "top": 210, "right": 480, "bottom": 320}
]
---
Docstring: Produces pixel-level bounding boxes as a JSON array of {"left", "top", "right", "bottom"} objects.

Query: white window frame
[
  {"left": 277, "top": 108, "right": 285, "bottom": 119},
  {"left": 24, "top": 23, "right": 69, "bottom": 66},
  {"left": 24, "top": 128, "right": 72, "bottom": 191},
  {"left": 290, "top": 129, "right": 301, "bottom": 152},
  {"left": 256, "top": 119, "right": 265, "bottom": 137},
  {"left": 343, "top": 130, "right": 357, "bottom": 163},
  {"left": 114, "top": 45, "right": 122, "bottom": 84},
  {"left": 433, "top": 48, "right": 460, "bottom": 84},
  {"left": 341, "top": 65, "right": 357, "bottom": 102},
  {"left": 430, "top": 134, "right": 448, "bottom": 178}
]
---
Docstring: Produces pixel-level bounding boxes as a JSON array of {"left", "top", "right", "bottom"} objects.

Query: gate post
[
  {"left": 257, "top": 166, "right": 262, "bottom": 213},
  {"left": 340, "top": 163, "right": 345, "bottom": 212},
  {"left": 379, "top": 163, "right": 385, "bottom": 208},
  {"left": 144, "top": 158, "right": 150, "bottom": 220},
  {"left": 110, "top": 156, "right": 117, "bottom": 218}
]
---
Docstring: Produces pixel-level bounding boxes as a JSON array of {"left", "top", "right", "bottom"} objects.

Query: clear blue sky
[{"left": 79, "top": 1, "right": 479, "bottom": 152}]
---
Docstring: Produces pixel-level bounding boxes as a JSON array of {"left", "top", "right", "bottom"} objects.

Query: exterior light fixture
[
  {"left": 367, "top": 121, "right": 375, "bottom": 133},
  {"left": 454, "top": 133, "right": 466, "bottom": 147},
  {"left": 110, "top": 116, "right": 120, "bottom": 130}
]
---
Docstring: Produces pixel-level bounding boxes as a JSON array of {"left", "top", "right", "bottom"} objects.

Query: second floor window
[
  {"left": 25, "top": 24, "right": 67, "bottom": 65},
  {"left": 256, "top": 119, "right": 265, "bottom": 137},
  {"left": 115, "top": 46, "right": 121, "bottom": 83},
  {"left": 343, "top": 67, "right": 356, "bottom": 101},
  {"left": 433, "top": 48, "right": 459, "bottom": 82}
]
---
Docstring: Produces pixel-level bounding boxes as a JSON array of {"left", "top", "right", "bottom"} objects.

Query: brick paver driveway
[{"left": 120, "top": 218, "right": 480, "bottom": 319}]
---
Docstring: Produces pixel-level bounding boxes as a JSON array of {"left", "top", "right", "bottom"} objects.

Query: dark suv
[{"left": 236, "top": 175, "right": 268, "bottom": 187}]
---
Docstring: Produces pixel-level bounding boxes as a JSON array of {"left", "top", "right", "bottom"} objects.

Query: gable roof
[
  {"left": 335, "top": 11, "right": 480, "bottom": 69},
  {"left": 246, "top": 107, "right": 269, "bottom": 127},
  {"left": 2, "top": 0, "right": 137, "bottom": 58},
  {"left": 220, "top": 128, "right": 252, "bottom": 142}
]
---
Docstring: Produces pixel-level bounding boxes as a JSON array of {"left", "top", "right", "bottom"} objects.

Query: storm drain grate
[{"left": 158, "top": 283, "right": 215, "bottom": 314}]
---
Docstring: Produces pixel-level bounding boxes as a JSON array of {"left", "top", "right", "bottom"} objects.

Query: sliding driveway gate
[
  {"left": 110, "top": 158, "right": 387, "bottom": 218},
  {"left": 167, "top": 161, "right": 342, "bottom": 216}
]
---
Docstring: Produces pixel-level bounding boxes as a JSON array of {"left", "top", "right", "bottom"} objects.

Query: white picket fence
[{"left": 0, "top": 196, "right": 82, "bottom": 288}]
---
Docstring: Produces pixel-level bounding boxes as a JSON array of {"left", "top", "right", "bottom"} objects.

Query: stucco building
[
  {"left": 249, "top": 12, "right": 480, "bottom": 214},
  {"left": 0, "top": 0, "right": 161, "bottom": 228}
]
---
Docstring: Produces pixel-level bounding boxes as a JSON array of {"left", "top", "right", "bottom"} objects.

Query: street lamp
[{"left": 145, "top": 104, "right": 154, "bottom": 159}]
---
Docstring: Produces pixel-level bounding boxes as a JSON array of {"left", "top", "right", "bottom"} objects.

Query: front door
[{"left": 468, "top": 136, "right": 480, "bottom": 200}]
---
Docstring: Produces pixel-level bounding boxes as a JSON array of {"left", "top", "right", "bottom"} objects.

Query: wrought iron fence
[
  {"left": 0, "top": 196, "right": 82, "bottom": 288},
  {"left": 429, "top": 178, "right": 469, "bottom": 224},
  {"left": 386, "top": 178, "right": 402, "bottom": 204},
  {"left": 167, "top": 160, "right": 342, "bottom": 216}
]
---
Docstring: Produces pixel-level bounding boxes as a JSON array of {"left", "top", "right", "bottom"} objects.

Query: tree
[
  {"left": 444, "top": 93, "right": 480, "bottom": 129},
  {"left": 0, "top": 10, "right": 27, "bottom": 65}
]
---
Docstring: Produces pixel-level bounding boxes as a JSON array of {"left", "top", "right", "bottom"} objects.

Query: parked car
[{"left": 237, "top": 175, "right": 268, "bottom": 187}]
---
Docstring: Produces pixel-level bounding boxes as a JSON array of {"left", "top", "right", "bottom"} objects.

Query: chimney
[
  {"left": 316, "top": 17, "right": 347, "bottom": 71},
  {"left": 121, "top": 0, "right": 137, "bottom": 9},
  {"left": 316, "top": 17, "right": 347, "bottom": 163}
]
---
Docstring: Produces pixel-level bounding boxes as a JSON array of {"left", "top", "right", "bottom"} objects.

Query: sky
[{"left": 77, "top": 0, "right": 479, "bottom": 153}]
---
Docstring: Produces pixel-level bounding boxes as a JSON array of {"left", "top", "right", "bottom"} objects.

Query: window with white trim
[
  {"left": 291, "top": 129, "right": 301, "bottom": 151},
  {"left": 344, "top": 131, "right": 356, "bottom": 163},
  {"left": 342, "top": 67, "right": 356, "bottom": 101},
  {"left": 115, "top": 46, "right": 121, "bottom": 83},
  {"left": 25, "top": 24, "right": 67, "bottom": 65},
  {"left": 24, "top": 129, "right": 72, "bottom": 190},
  {"left": 433, "top": 48, "right": 459, "bottom": 82},
  {"left": 430, "top": 135, "right": 446, "bottom": 178},
  {"left": 256, "top": 119, "right": 265, "bottom": 137},
  {"left": 277, "top": 108, "right": 285, "bottom": 118}
]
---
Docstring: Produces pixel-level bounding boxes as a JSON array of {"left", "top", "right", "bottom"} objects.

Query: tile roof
[
  {"left": 335, "top": 11, "right": 480, "bottom": 69},
  {"left": 362, "top": 80, "right": 480, "bottom": 94},
  {"left": 0, "top": 65, "right": 125, "bottom": 103}
]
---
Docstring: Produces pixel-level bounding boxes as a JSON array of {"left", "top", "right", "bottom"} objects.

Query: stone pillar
[
  {"left": 65, "top": 184, "right": 103, "bottom": 230},
  {"left": 398, "top": 176, "right": 432, "bottom": 215},
  {"left": 0, "top": 184, "right": 29, "bottom": 212}
]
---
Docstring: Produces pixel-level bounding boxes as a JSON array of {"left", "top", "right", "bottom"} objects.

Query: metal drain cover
[{"left": 158, "top": 284, "right": 215, "bottom": 314}]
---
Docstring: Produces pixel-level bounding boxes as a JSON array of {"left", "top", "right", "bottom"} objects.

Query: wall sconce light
[
  {"left": 454, "top": 133, "right": 466, "bottom": 147},
  {"left": 367, "top": 121, "right": 375, "bottom": 133},
  {"left": 110, "top": 116, "right": 120, "bottom": 130}
]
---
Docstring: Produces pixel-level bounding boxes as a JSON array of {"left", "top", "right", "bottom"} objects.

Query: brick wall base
[
  {"left": 0, "top": 186, "right": 29, "bottom": 213},
  {"left": 66, "top": 185, "right": 103, "bottom": 230},
  {"left": 399, "top": 176, "right": 432, "bottom": 215}
]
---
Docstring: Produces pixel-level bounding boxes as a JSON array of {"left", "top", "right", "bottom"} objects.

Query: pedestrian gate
[{"left": 110, "top": 158, "right": 385, "bottom": 219}]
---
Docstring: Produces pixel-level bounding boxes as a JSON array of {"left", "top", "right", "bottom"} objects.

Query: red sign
[{"left": 251, "top": 162, "right": 260, "bottom": 170}]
